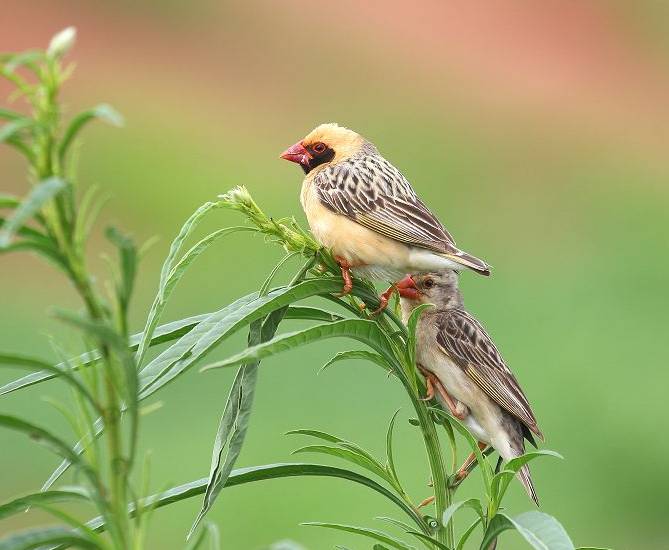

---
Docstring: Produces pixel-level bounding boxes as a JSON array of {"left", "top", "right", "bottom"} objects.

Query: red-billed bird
[
  {"left": 280, "top": 123, "right": 489, "bottom": 310},
  {"left": 397, "top": 271, "right": 543, "bottom": 505}
]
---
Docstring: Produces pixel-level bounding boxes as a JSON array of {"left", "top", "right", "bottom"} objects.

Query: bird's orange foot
[
  {"left": 371, "top": 284, "right": 397, "bottom": 315},
  {"left": 455, "top": 441, "right": 488, "bottom": 481},
  {"left": 421, "top": 373, "right": 436, "bottom": 402},
  {"left": 334, "top": 256, "right": 353, "bottom": 297}
]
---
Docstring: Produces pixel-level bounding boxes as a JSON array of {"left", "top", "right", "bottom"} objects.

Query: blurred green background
[{"left": 2, "top": 1, "right": 668, "bottom": 548}]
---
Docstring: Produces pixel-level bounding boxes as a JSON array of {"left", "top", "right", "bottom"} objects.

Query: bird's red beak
[
  {"left": 280, "top": 141, "right": 311, "bottom": 171},
  {"left": 396, "top": 275, "right": 419, "bottom": 300}
]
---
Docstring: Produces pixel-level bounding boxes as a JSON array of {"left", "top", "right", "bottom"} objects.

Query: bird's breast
[{"left": 300, "top": 179, "right": 411, "bottom": 277}]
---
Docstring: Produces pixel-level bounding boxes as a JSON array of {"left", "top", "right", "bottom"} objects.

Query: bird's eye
[
  {"left": 312, "top": 142, "right": 327, "bottom": 154},
  {"left": 423, "top": 278, "right": 435, "bottom": 289}
]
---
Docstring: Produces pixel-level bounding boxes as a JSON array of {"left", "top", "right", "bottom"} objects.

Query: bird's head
[
  {"left": 280, "top": 123, "right": 367, "bottom": 174},
  {"left": 397, "top": 271, "right": 463, "bottom": 310}
]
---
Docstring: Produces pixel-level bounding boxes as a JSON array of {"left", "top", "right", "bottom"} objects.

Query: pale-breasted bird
[
  {"left": 280, "top": 123, "right": 490, "bottom": 310},
  {"left": 397, "top": 271, "right": 543, "bottom": 505}
]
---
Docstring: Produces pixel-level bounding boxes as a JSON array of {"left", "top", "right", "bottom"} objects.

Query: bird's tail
[
  {"left": 442, "top": 247, "right": 491, "bottom": 276},
  {"left": 517, "top": 464, "right": 540, "bottom": 506}
]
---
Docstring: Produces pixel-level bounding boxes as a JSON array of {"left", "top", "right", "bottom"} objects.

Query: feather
[
  {"left": 435, "top": 309, "right": 544, "bottom": 440},
  {"left": 311, "top": 152, "right": 490, "bottom": 274}
]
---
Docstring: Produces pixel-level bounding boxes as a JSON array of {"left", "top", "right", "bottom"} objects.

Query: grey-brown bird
[
  {"left": 280, "top": 123, "right": 490, "bottom": 309},
  {"left": 397, "top": 271, "right": 543, "bottom": 504}
]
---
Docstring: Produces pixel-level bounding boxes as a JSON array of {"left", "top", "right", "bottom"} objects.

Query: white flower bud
[{"left": 47, "top": 27, "right": 77, "bottom": 59}]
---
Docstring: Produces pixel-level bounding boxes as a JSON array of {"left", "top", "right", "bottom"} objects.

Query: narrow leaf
[
  {"left": 0, "top": 118, "right": 32, "bottom": 143},
  {"left": 0, "top": 415, "right": 99, "bottom": 492},
  {"left": 0, "top": 178, "right": 66, "bottom": 248},
  {"left": 200, "top": 319, "right": 397, "bottom": 374},
  {"left": 441, "top": 499, "right": 483, "bottom": 530},
  {"left": 0, "top": 312, "right": 210, "bottom": 397},
  {"left": 0, "top": 526, "right": 99, "bottom": 550},
  {"left": 0, "top": 489, "right": 89, "bottom": 520},
  {"left": 319, "top": 350, "right": 390, "bottom": 375},
  {"left": 0, "top": 353, "right": 100, "bottom": 414},
  {"left": 456, "top": 518, "right": 482, "bottom": 550},
  {"left": 490, "top": 450, "right": 562, "bottom": 504},
  {"left": 85, "top": 463, "right": 422, "bottom": 533},
  {"left": 135, "top": 222, "right": 253, "bottom": 368},
  {"left": 405, "top": 531, "right": 451, "bottom": 550},
  {"left": 58, "top": 104, "right": 123, "bottom": 161},
  {"left": 139, "top": 278, "right": 345, "bottom": 398},
  {"left": 292, "top": 445, "right": 389, "bottom": 482},
  {"left": 302, "top": 523, "right": 415, "bottom": 550}
]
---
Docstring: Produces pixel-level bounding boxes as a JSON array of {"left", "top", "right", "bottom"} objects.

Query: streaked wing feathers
[
  {"left": 435, "top": 309, "right": 543, "bottom": 438},
  {"left": 313, "top": 154, "right": 456, "bottom": 253}
]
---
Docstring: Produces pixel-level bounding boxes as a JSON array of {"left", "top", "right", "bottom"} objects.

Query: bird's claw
[
  {"left": 334, "top": 256, "right": 353, "bottom": 297},
  {"left": 370, "top": 284, "right": 397, "bottom": 316}
]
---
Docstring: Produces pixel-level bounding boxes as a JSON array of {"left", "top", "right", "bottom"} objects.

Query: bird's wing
[
  {"left": 435, "top": 309, "right": 543, "bottom": 438},
  {"left": 312, "top": 155, "right": 457, "bottom": 254}
]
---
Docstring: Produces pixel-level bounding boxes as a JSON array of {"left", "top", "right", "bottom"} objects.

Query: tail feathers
[
  {"left": 517, "top": 464, "right": 539, "bottom": 506},
  {"left": 443, "top": 248, "right": 491, "bottom": 276}
]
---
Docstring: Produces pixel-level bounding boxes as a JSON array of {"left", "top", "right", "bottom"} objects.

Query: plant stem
[{"left": 412, "top": 393, "right": 453, "bottom": 546}]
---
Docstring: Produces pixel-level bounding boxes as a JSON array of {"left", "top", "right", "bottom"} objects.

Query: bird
[
  {"left": 396, "top": 270, "right": 543, "bottom": 505},
  {"left": 280, "top": 123, "right": 490, "bottom": 310}
]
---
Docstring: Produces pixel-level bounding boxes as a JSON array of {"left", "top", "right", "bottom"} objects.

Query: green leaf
[
  {"left": 106, "top": 226, "right": 138, "bottom": 321},
  {"left": 2, "top": 50, "right": 44, "bottom": 72},
  {"left": 302, "top": 523, "right": 415, "bottom": 550},
  {"left": 285, "top": 428, "right": 344, "bottom": 443},
  {"left": 283, "top": 306, "right": 342, "bottom": 323},
  {"left": 45, "top": 279, "right": 336, "bottom": 490},
  {"left": 480, "top": 512, "right": 575, "bottom": 550},
  {"left": 456, "top": 518, "right": 482, "bottom": 550},
  {"left": 0, "top": 194, "right": 20, "bottom": 209},
  {"left": 258, "top": 251, "right": 300, "bottom": 295},
  {"left": 58, "top": 104, "right": 123, "bottom": 161},
  {"left": 292, "top": 445, "right": 389, "bottom": 482},
  {"left": 0, "top": 108, "right": 26, "bottom": 122},
  {"left": 85, "top": 463, "right": 422, "bottom": 533},
  {"left": 0, "top": 353, "right": 100, "bottom": 414},
  {"left": 135, "top": 217, "right": 253, "bottom": 368},
  {"left": 0, "top": 177, "right": 66, "bottom": 248},
  {"left": 186, "top": 521, "right": 220, "bottom": 550},
  {"left": 200, "top": 318, "right": 398, "bottom": 374},
  {"left": 442, "top": 499, "right": 484, "bottom": 530},
  {"left": 385, "top": 409, "right": 401, "bottom": 486},
  {"left": 139, "top": 278, "right": 345, "bottom": 397},
  {"left": 0, "top": 118, "right": 32, "bottom": 143},
  {"left": 435, "top": 411, "right": 493, "bottom": 492},
  {"left": 189, "top": 259, "right": 314, "bottom": 539},
  {"left": 0, "top": 312, "right": 209, "bottom": 397},
  {"left": 0, "top": 489, "right": 89, "bottom": 520},
  {"left": 490, "top": 450, "right": 562, "bottom": 504},
  {"left": 404, "top": 531, "right": 451, "bottom": 550},
  {"left": 53, "top": 310, "right": 139, "bottom": 466},
  {"left": 188, "top": 312, "right": 286, "bottom": 538},
  {"left": 0, "top": 414, "right": 100, "bottom": 492},
  {"left": 0, "top": 526, "right": 100, "bottom": 550},
  {"left": 319, "top": 350, "right": 390, "bottom": 375}
]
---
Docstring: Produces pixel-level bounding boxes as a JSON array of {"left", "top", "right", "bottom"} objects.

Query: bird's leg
[
  {"left": 455, "top": 441, "right": 488, "bottom": 481},
  {"left": 371, "top": 284, "right": 397, "bottom": 315},
  {"left": 421, "top": 373, "right": 436, "bottom": 401},
  {"left": 334, "top": 256, "right": 353, "bottom": 296},
  {"left": 418, "top": 366, "right": 469, "bottom": 420}
]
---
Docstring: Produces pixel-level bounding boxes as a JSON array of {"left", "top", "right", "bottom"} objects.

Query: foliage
[{"left": 0, "top": 28, "right": 607, "bottom": 550}]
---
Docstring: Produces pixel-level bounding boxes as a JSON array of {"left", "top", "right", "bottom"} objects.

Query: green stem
[{"left": 413, "top": 394, "right": 453, "bottom": 546}]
